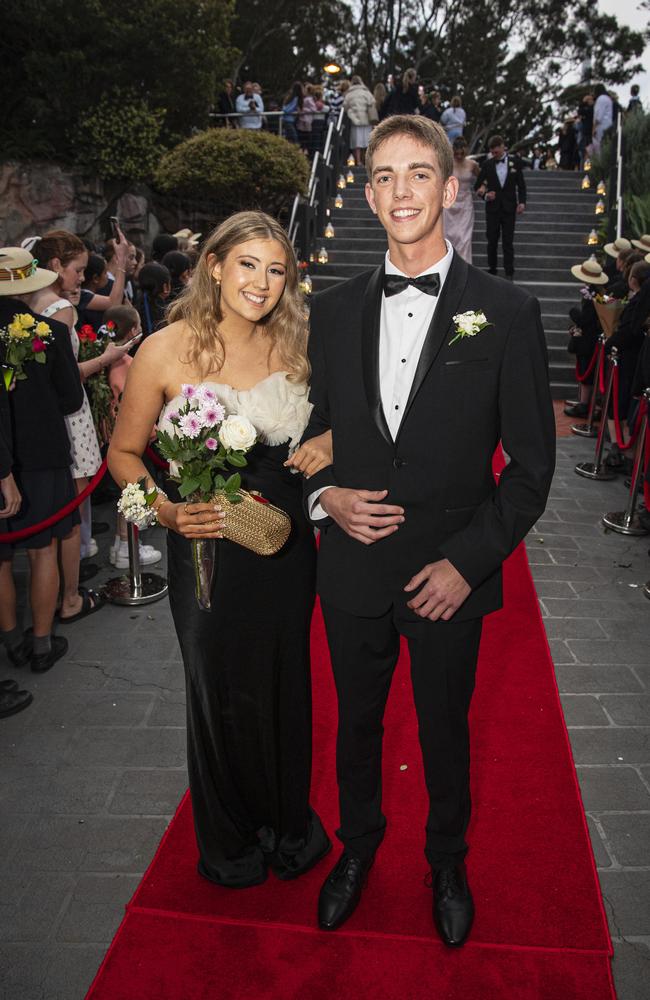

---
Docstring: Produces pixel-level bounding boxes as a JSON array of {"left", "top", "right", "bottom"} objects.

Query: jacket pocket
[
  {"left": 442, "top": 358, "right": 491, "bottom": 371},
  {"left": 444, "top": 504, "right": 478, "bottom": 532}
]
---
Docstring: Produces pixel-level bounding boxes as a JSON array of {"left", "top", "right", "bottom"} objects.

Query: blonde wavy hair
[{"left": 168, "top": 211, "right": 308, "bottom": 383}]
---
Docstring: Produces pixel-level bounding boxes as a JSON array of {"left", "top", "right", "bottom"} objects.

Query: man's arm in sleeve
[
  {"left": 439, "top": 295, "right": 556, "bottom": 587},
  {"left": 474, "top": 160, "right": 488, "bottom": 192},
  {"left": 301, "top": 298, "right": 337, "bottom": 524},
  {"left": 517, "top": 161, "right": 527, "bottom": 205},
  {"left": 50, "top": 321, "right": 84, "bottom": 415}
]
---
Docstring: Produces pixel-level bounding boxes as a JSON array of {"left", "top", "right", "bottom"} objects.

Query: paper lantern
[{"left": 317, "top": 246, "right": 329, "bottom": 264}]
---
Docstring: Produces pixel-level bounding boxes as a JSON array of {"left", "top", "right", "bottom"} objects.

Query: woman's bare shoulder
[{"left": 136, "top": 321, "right": 191, "bottom": 363}]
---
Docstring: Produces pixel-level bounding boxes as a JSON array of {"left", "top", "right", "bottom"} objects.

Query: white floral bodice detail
[{"left": 158, "top": 371, "right": 312, "bottom": 452}]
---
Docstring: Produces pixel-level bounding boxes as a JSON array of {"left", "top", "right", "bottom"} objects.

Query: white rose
[
  {"left": 456, "top": 313, "right": 475, "bottom": 335},
  {"left": 218, "top": 415, "right": 257, "bottom": 451}
]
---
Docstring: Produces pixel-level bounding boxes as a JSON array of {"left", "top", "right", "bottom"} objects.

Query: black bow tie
[
  {"left": 496, "top": 157, "right": 507, "bottom": 164},
  {"left": 383, "top": 272, "right": 441, "bottom": 298}
]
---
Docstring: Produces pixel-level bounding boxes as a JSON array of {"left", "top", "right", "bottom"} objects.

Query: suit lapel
[
  {"left": 397, "top": 252, "right": 469, "bottom": 437},
  {"left": 361, "top": 265, "right": 393, "bottom": 447}
]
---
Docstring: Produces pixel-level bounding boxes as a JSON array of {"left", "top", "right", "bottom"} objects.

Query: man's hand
[
  {"left": 516, "top": 202, "right": 525, "bottom": 214},
  {"left": 485, "top": 190, "right": 496, "bottom": 202},
  {"left": 404, "top": 558, "right": 471, "bottom": 621},
  {"left": 0, "top": 473, "right": 21, "bottom": 518},
  {"left": 320, "top": 487, "right": 404, "bottom": 545}
]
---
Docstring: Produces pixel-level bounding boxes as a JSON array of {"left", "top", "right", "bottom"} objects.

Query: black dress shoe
[
  {"left": 5, "top": 641, "right": 30, "bottom": 669},
  {"left": 431, "top": 863, "right": 474, "bottom": 947},
  {"left": 0, "top": 678, "right": 19, "bottom": 691},
  {"left": 318, "top": 852, "right": 372, "bottom": 930},
  {"left": 31, "top": 636, "right": 68, "bottom": 674},
  {"left": 564, "top": 402, "right": 589, "bottom": 417},
  {"left": 0, "top": 688, "right": 33, "bottom": 718}
]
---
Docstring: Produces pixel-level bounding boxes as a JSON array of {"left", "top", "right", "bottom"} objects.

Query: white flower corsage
[
  {"left": 117, "top": 479, "right": 160, "bottom": 528},
  {"left": 449, "top": 310, "right": 491, "bottom": 346}
]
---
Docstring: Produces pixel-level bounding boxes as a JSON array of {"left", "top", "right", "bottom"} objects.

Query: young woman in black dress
[{"left": 108, "top": 211, "right": 332, "bottom": 887}]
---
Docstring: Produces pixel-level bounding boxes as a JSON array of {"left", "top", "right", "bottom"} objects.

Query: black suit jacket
[
  {"left": 302, "top": 253, "right": 555, "bottom": 621},
  {"left": 475, "top": 156, "right": 527, "bottom": 214},
  {"left": 0, "top": 298, "right": 84, "bottom": 471}
]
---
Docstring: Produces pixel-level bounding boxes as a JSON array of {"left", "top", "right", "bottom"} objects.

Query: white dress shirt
[
  {"left": 309, "top": 241, "right": 454, "bottom": 518},
  {"left": 495, "top": 157, "right": 508, "bottom": 187}
]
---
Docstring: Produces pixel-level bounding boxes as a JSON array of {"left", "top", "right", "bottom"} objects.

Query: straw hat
[
  {"left": 570, "top": 257, "right": 609, "bottom": 285},
  {"left": 173, "top": 228, "right": 201, "bottom": 246},
  {"left": 645, "top": 253, "right": 650, "bottom": 264},
  {"left": 603, "top": 236, "right": 632, "bottom": 258},
  {"left": 631, "top": 234, "right": 650, "bottom": 252},
  {"left": 0, "top": 246, "right": 57, "bottom": 296}
]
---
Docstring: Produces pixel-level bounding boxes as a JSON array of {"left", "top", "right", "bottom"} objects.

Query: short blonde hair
[
  {"left": 366, "top": 115, "right": 453, "bottom": 180},
  {"left": 167, "top": 211, "right": 308, "bottom": 384}
]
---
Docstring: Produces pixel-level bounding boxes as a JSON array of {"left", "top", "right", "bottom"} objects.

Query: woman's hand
[
  {"left": 101, "top": 341, "right": 134, "bottom": 367},
  {"left": 0, "top": 473, "right": 21, "bottom": 518},
  {"left": 157, "top": 500, "right": 226, "bottom": 539},
  {"left": 113, "top": 228, "right": 130, "bottom": 269},
  {"left": 285, "top": 430, "right": 333, "bottom": 478}
]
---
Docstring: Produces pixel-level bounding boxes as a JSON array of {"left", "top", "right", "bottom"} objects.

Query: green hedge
[
  {"left": 155, "top": 128, "right": 309, "bottom": 214},
  {"left": 73, "top": 92, "right": 165, "bottom": 182}
]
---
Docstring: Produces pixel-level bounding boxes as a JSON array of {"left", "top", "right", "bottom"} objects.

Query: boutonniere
[{"left": 449, "top": 310, "right": 491, "bottom": 346}]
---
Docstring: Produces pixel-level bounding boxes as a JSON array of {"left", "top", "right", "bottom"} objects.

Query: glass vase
[{"left": 192, "top": 537, "right": 216, "bottom": 611}]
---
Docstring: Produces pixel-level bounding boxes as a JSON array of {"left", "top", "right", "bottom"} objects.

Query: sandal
[{"left": 58, "top": 587, "right": 105, "bottom": 624}]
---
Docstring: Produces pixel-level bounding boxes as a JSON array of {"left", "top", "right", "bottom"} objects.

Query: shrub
[
  {"left": 74, "top": 91, "right": 166, "bottom": 182},
  {"left": 155, "top": 129, "right": 309, "bottom": 214}
]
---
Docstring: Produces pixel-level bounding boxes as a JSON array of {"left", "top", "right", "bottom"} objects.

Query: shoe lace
[
  {"left": 330, "top": 854, "right": 363, "bottom": 882},
  {"left": 424, "top": 867, "right": 461, "bottom": 895}
]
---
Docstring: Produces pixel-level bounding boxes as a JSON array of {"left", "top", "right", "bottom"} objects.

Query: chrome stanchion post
[
  {"left": 572, "top": 334, "right": 605, "bottom": 438},
  {"left": 575, "top": 347, "right": 618, "bottom": 480},
  {"left": 103, "top": 521, "right": 168, "bottom": 606},
  {"left": 602, "top": 388, "right": 650, "bottom": 535}
]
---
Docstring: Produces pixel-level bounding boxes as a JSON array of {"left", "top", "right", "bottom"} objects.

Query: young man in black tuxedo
[
  {"left": 302, "top": 115, "right": 555, "bottom": 946},
  {"left": 475, "top": 134, "right": 527, "bottom": 277}
]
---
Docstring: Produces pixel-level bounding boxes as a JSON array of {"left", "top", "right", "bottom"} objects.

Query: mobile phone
[
  {"left": 124, "top": 333, "right": 143, "bottom": 349},
  {"left": 109, "top": 216, "right": 120, "bottom": 242}
]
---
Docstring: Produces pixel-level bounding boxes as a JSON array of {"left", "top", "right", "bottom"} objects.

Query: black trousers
[
  {"left": 486, "top": 209, "right": 516, "bottom": 274},
  {"left": 321, "top": 601, "right": 483, "bottom": 869}
]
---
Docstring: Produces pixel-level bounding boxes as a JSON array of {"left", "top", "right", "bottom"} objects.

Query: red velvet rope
[
  {"left": 0, "top": 458, "right": 108, "bottom": 544},
  {"left": 598, "top": 347, "right": 606, "bottom": 395},
  {"left": 612, "top": 368, "right": 646, "bottom": 451},
  {"left": 145, "top": 444, "right": 169, "bottom": 472},
  {"left": 575, "top": 341, "right": 601, "bottom": 384},
  {"left": 644, "top": 419, "right": 650, "bottom": 513}
]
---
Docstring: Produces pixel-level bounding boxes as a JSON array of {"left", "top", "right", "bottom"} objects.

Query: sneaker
[
  {"left": 111, "top": 543, "right": 162, "bottom": 570},
  {"left": 81, "top": 538, "right": 98, "bottom": 559}
]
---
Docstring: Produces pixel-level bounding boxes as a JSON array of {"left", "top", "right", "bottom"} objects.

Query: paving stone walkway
[{"left": 1, "top": 432, "right": 649, "bottom": 999}]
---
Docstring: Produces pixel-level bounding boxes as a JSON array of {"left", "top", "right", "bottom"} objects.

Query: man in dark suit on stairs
[
  {"left": 475, "top": 135, "right": 527, "bottom": 278},
  {"left": 301, "top": 115, "right": 555, "bottom": 947}
]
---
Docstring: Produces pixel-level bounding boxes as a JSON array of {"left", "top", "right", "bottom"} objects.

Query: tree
[{"left": 0, "top": 0, "right": 235, "bottom": 162}]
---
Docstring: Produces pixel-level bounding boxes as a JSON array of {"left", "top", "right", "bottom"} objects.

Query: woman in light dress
[
  {"left": 443, "top": 137, "right": 479, "bottom": 264},
  {"left": 109, "top": 211, "right": 334, "bottom": 888},
  {"left": 343, "top": 75, "right": 377, "bottom": 165}
]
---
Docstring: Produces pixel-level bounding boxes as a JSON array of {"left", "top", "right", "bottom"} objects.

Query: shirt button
[
  {"left": 407, "top": 312, "right": 413, "bottom": 318},
  {"left": 401, "top": 358, "right": 406, "bottom": 363},
  {"left": 394, "top": 405, "right": 399, "bottom": 410}
]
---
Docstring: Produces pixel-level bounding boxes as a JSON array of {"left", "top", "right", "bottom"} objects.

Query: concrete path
[{"left": 1, "top": 433, "right": 649, "bottom": 998}]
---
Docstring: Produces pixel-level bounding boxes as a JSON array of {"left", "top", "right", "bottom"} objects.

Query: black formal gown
[{"left": 160, "top": 372, "right": 329, "bottom": 887}]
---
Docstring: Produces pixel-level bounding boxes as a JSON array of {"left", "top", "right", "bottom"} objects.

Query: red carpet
[{"left": 87, "top": 545, "right": 614, "bottom": 999}]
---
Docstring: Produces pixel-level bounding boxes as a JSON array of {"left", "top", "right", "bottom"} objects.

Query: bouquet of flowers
[
  {"left": 592, "top": 295, "right": 626, "bottom": 339},
  {"left": 156, "top": 384, "right": 257, "bottom": 502},
  {"left": 0, "top": 312, "right": 51, "bottom": 389},
  {"left": 78, "top": 323, "right": 115, "bottom": 444}
]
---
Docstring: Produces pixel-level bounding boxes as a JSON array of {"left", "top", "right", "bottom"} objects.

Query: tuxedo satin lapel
[
  {"left": 361, "top": 265, "right": 392, "bottom": 446},
  {"left": 398, "top": 252, "right": 469, "bottom": 435}
]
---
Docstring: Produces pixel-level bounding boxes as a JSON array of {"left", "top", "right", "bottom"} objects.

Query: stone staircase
[{"left": 309, "top": 166, "right": 600, "bottom": 399}]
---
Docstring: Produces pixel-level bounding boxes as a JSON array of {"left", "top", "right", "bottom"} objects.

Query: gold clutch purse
[{"left": 213, "top": 489, "right": 291, "bottom": 556}]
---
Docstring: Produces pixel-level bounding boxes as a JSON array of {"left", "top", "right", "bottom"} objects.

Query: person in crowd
[
  {"left": 217, "top": 79, "right": 236, "bottom": 126},
  {"left": 604, "top": 260, "right": 650, "bottom": 471},
  {"left": 102, "top": 304, "right": 161, "bottom": 571},
  {"left": 282, "top": 81, "right": 303, "bottom": 144},
  {"left": 102, "top": 238, "right": 137, "bottom": 302},
  {"left": 344, "top": 75, "right": 377, "bottom": 166},
  {"left": 162, "top": 251, "right": 192, "bottom": 303},
  {"left": 564, "top": 257, "right": 608, "bottom": 417},
  {"left": 557, "top": 121, "right": 577, "bottom": 170},
  {"left": 373, "top": 82, "right": 387, "bottom": 121},
  {"left": 577, "top": 92, "right": 594, "bottom": 166},
  {"left": 475, "top": 135, "right": 527, "bottom": 278},
  {"left": 135, "top": 262, "right": 171, "bottom": 338},
  {"left": 328, "top": 79, "right": 348, "bottom": 125},
  {"left": 173, "top": 229, "right": 201, "bottom": 256},
  {"left": 296, "top": 83, "right": 318, "bottom": 156},
  {"left": 440, "top": 95, "right": 466, "bottom": 142},
  {"left": 605, "top": 243, "right": 641, "bottom": 298},
  {"left": 420, "top": 90, "right": 442, "bottom": 123},
  {"left": 310, "top": 85, "right": 327, "bottom": 156},
  {"left": 443, "top": 137, "right": 479, "bottom": 263},
  {"left": 592, "top": 84, "right": 614, "bottom": 154},
  {"left": 530, "top": 145, "right": 546, "bottom": 170},
  {"left": 236, "top": 81, "right": 264, "bottom": 130},
  {"left": 0, "top": 383, "right": 33, "bottom": 717},
  {"left": 108, "top": 210, "right": 335, "bottom": 889},
  {"left": 151, "top": 233, "right": 179, "bottom": 263},
  {"left": 0, "top": 247, "right": 84, "bottom": 672},
  {"left": 381, "top": 68, "right": 420, "bottom": 117},
  {"left": 300, "top": 113, "right": 554, "bottom": 944},
  {"left": 627, "top": 84, "right": 642, "bottom": 114},
  {"left": 133, "top": 246, "right": 145, "bottom": 281}
]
